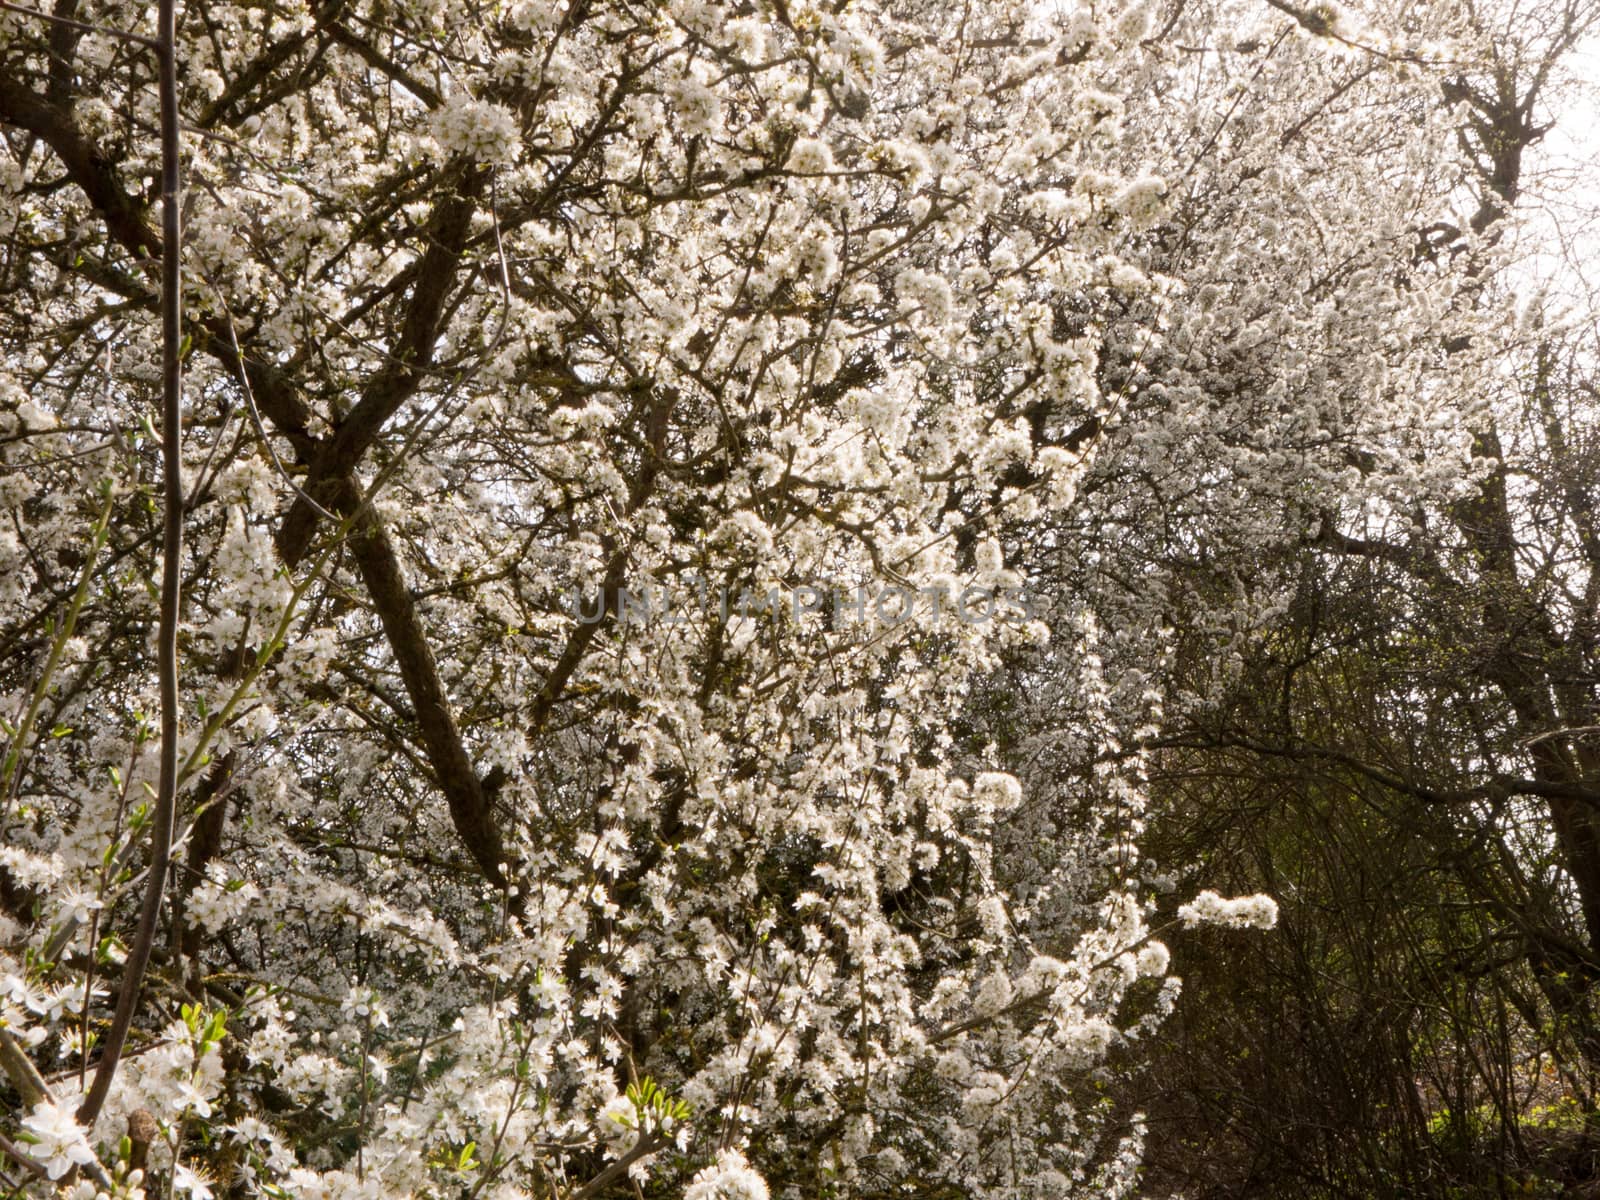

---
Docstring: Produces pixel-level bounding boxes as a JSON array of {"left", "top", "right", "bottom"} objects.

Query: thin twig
[
  {"left": 0, "top": 1027, "right": 50, "bottom": 1106},
  {"left": 77, "top": 0, "right": 182, "bottom": 1129},
  {"left": 206, "top": 287, "right": 339, "bottom": 522},
  {"left": 0, "top": 1132, "right": 51, "bottom": 1182}
]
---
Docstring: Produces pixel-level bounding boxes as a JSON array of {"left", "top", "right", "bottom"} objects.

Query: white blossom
[
  {"left": 683, "top": 1149, "right": 770, "bottom": 1200},
  {"left": 432, "top": 94, "right": 520, "bottom": 164},
  {"left": 1177, "top": 890, "right": 1281, "bottom": 930},
  {"left": 20, "top": 1101, "right": 96, "bottom": 1181}
]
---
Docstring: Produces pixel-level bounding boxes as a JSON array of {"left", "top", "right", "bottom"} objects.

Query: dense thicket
[
  {"left": 1103, "top": 3, "right": 1600, "bottom": 1191},
  {"left": 0, "top": 0, "right": 1595, "bottom": 1196}
]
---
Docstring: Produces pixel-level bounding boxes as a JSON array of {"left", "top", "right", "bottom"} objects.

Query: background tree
[{"left": 1097, "top": 0, "right": 1600, "bottom": 1192}]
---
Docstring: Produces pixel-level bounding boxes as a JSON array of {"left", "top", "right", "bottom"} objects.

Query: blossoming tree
[{"left": 0, "top": 0, "right": 1521, "bottom": 1195}]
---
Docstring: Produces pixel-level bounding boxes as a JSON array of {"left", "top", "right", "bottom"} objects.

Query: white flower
[
  {"left": 173, "top": 1163, "right": 214, "bottom": 1200},
  {"left": 16, "top": 399, "right": 57, "bottom": 430},
  {"left": 723, "top": 18, "right": 766, "bottom": 60},
  {"left": 972, "top": 771, "right": 1022, "bottom": 812},
  {"left": 432, "top": 94, "right": 520, "bottom": 164},
  {"left": 508, "top": 0, "right": 562, "bottom": 30},
  {"left": 791, "top": 230, "right": 839, "bottom": 288},
  {"left": 339, "top": 985, "right": 389, "bottom": 1028},
  {"left": 976, "top": 894, "right": 1010, "bottom": 939},
  {"left": 786, "top": 138, "right": 833, "bottom": 174},
  {"left": 21, "top": 1100, "right": 96, "bottom": 1181},
  {"left": 1136, "top": 941, "right": 1171, "bottom": 977},
  {"left": 173, "top": 1075, "right": 217, "bottom": 1119},
  {"left": 683, "top": 1149, "right": 769, "bottom": 1200},
  {"left": 1177, "top": 890, "right": 1279, "bottom": 930},
  {"left": 895, "top": 267, "right": 955, "bottom": 325},
  {"left": 1110, "top": 173, "right": 1167, "bottom": 226},
  {"left": 2, "top": 970, "right": 50, "bottom": 1016},
  {"left": 597, "top": 1094, "right": 637, "bottom": 1145},
  {"left": 666, "top": 73, "right": 722, "bottom": 137},
  {"left": 185, "top": 864, "right": 260, "bottom": 935}
]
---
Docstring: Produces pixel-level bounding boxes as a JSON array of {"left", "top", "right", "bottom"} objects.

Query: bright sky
[{"left": 1513, "top": 33, "right": 1600, "bottom": 306}]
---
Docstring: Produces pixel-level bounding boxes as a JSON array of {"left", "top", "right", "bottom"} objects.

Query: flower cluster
[
  {"left": 431, "top": 93, "right": 520, "bottom": 164},
  {"left": 1177, "top": 891, "right": 1281, "bottom": 931}
]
